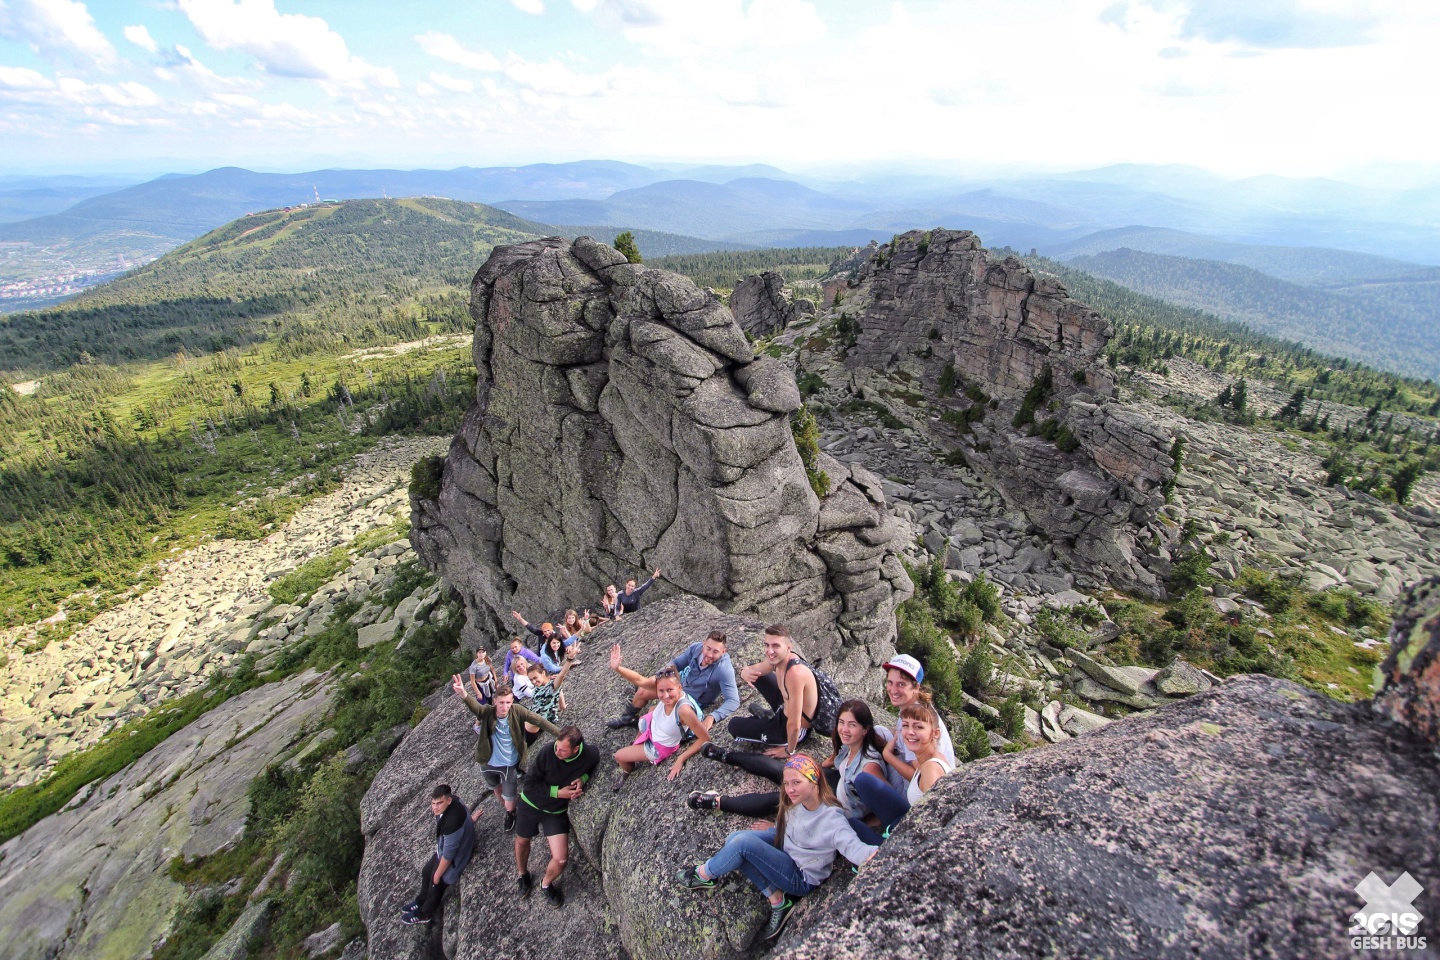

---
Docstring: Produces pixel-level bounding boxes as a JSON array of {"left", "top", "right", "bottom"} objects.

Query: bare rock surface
[
  {"left": 774, "top": 673, "right": 1440, "bottom": 960},
  {"left": 410, "top": 238, "right": 910, "bottom": 660},
  {"left": 0, "top": 669, "right": 333, "bottom": 960},
  {"left": 359, "top": 596, "right": 840, "bottom": 960}
]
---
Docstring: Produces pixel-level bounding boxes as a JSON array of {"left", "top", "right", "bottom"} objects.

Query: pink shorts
[{"left": 632, "top": 726, "right": 680, "bottom": 763}]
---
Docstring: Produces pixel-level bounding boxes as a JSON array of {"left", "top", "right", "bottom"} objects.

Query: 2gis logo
[{"left": 1350, "top": 871, "right": 1427, "bottom": 952}]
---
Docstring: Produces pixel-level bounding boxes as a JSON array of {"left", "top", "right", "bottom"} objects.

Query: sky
[{"left": 0, "top": 0, "right": 1437, "bottom": 181}]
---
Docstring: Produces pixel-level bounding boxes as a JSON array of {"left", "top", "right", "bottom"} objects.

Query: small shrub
[
  {"left": 409, "top": 455, "right": 445, "bottom": 504},
  {"left": 997, "top": 695, "right": 1026, "bottom": 740},
  {"left": 1168, "top": 549, "right": 1214, "bottom": 594},
  {"left": 943, "top": 448, "right": 969, "bottom": 468},
  {"left": 938, "top": 363, "right": 957, "bottom": 398},
  {"left": 959, "top": 643, "right": 994, "bottom": 697},
  {"left": 217, "top": 513, "right": 265, "bottom": 541},
  {"left": 791, "top": 405, "right": 831, "bottom": 498},
  {"left": 1012, "top": 365, "right": 1053, "bottom": 428},
  {"left": 954, "top": 714, "right": 991, "bottom": 762}
]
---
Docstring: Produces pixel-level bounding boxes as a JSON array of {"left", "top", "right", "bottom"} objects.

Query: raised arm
[{"left": 608, "top": 642, "right": 649, "bottom": 687}]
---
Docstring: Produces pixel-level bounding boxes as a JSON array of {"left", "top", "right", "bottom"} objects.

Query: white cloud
[
  {"left": 0, "top": 64, "right": 54, "bottom": 90},
  {"left": 177, "top": 0, "right": 398, "bottom": 88},
  {"left": 0, "top": 0, "right": 117, "bottom": 67},
  {"left": 573, "top": 0, "right": 826, "bottom": 54},
  {"left": 415, "top": 80, "right": 437, "bottom": 96},
  {"left": 123, "top": 24, "right": 158, "bottom": 54},
  {"left": 428, "top": 70, "right": 474, "bottom": 93},
  {"left": 510, "top": 0, "right": 545, "bottom": 13},
  {"left": 414, "top": 31, "right": 501, "bottom": 71}
]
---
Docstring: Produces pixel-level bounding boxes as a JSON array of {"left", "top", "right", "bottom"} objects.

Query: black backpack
[{"left": 797, "top": 657, "right": 843, "bottom": 734}]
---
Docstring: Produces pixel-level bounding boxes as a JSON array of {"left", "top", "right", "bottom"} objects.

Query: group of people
[{"left": 400, "top": 580, "right": 956, "bottom": 945}]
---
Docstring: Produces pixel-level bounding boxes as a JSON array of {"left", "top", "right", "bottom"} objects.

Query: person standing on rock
[
  {"left": 515, "top": 725, "right": 600, "bottom": 908},
  {"left": 467, "top": 648, "right": 496, "bottom": 705},
  {"left": 598, "top": 584, "right": 622, "bottom": 621},
  {"left": 727, "top": 625, "right": 818, "bottom": 758},
  {"left": 879, "top": 655, "right": 956, "bottom": 789},
  {"left": 676, "top": 754, "right": 877, "bottom": 943},
  {"left": 605, "top": 630, "right": 740, "bottom": 730},
  {"left": 511, "top": 611, "right": 568, "bottom": 653},
  {"left": 452, "top": 676, "right": 560, "bottom": 830},
  {"left": 618, "top": 569, "right": 662, "bottom": 615},
  {"left": 400, "top": 784, "right": 477, "bottom": 925}
]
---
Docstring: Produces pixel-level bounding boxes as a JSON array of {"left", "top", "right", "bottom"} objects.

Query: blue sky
[{"left": 0, "top": 0, "right": 1436, "bottom": 179}]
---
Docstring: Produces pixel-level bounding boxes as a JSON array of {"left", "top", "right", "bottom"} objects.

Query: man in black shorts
[
  {"left": 724, "top": 624, "right": 818, "bottom": 759},
  {"left": 514, "top": 725, "right": 599, "bottom": 908}
]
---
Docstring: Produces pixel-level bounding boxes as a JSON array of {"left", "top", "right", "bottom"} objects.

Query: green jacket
[{"left": 461, "top": 693, "right": 560, "bottom": 768}]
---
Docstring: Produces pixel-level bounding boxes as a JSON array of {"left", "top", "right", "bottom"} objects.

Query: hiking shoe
[
  {"left": 503, "top": 809, "right": 517, "bottom": 832},
  {"left": 516, "top": 872, "right": 533, "bottom": 898},
  {"left": 605, "top": 710, "right": 640, "bottom": 729},
  {"left": 675, "top": 865, "right": 715, "bottom": 891},
  {"left": 761, "top": 898, "right": 795, "bottom": 940},
  {"left": 687, "top": 790, "right": 720, "bottom": 810},
  {"left": 542, "top": 883, "right": 565, "bottom": 908},
  {"left": 612, "top": 770, "right": 628, "bottom": 793},
  {"left": 400, "top": 912, "right": 431, "bottom": 925},
  {"left": 747, "top": 702, "right": 775, "bottom": 720},
  {"left": 399, "top": 900, "right": 420, "bottom": 916},
  {"left": 700, "top": 742, "right": 728, "bottom": 764}
]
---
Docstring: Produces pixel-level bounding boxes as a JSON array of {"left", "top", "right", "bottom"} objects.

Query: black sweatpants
[
  {"left": 717, "top": 763, "right": 841, "bottom": 818},
  {"left": 726, "top": 673, "right": 810, "bottom": 746},
  {"left": 415, "top": 854, "right": 450, "bottom": 919}
]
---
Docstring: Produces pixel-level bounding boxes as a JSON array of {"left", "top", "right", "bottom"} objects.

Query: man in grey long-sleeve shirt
[
  {"left": 606, "top": 630, "right": 740, "bottom": 729},
  {"left": 401, "top": 784, "right": 477, "bottom": 924}
]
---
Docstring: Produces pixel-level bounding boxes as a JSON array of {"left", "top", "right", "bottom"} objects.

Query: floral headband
[{"left": 784, "top": 754, "right": 820, "bottom": 784}]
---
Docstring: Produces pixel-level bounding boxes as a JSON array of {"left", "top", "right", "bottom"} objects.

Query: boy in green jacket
[{"left": 451, "top": 674, "right": 560, "bottom": 831}]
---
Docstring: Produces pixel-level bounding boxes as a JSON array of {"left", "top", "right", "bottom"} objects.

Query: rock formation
[
  {"left": 359, "top": 588, "right": 1440, "bottom": 960},
  {"left": 410, "top": 237, "right": 910, "bottom": 661},
  {"left": 833, "top": 230, "right": 1177, "bottom": 594},
  {"left": 0, "top": 669, "right": 334, "bottom": 960},
  {"left": 1375, "top": 575, "right": 1440, "bottom": 748},
  {"left": 729, "top": 271, "right": 814, "bottom": 339},
  {"left": 357, "top": 597, "right": 805, "bottom": 960}
]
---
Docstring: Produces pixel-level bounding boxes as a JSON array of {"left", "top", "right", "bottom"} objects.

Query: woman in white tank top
[{"left": 853, "top": 699, "right": 954, "bottom": 838}]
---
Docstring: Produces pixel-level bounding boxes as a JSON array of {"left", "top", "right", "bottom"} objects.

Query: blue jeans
[
  {"left": 853, "top": 772, "right": 910, "bottom": 832},
  {"left": 703, "top": 829, "right": 815, "bottom": 900},
  {"left": 848, "top": 816, "right": 885, "bottom": 846}
]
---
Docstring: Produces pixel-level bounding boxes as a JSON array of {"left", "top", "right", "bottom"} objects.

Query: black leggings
[
  {"left": 726, "top": 673, "right": 811, "bottom": 746},
  {"left": 711, "top": 753, "right": 840, "bottom": 818},
  {"left": 415, "top": 854, "right": 450, "bottom": 920}
]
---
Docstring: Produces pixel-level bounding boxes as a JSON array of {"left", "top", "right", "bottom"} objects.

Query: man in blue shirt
[{"left": 606, "top": 630, "right": 740, "bottom": 730}]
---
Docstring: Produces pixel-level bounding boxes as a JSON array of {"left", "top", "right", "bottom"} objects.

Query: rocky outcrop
[
  {"left": 410, "top": 237, "right": 910, "bottom": 659},
  {"left": 1375, "top": 575, "right": 1440, "bottom": 747},
  {"left": 729, "top": 271, "right": 813, "bottom": 339},
  {"left": 834, "top": 230, "right": 1176, "bottom": 594},
  {"left": 0, "top": 669, "right": 334, "bottom": 960},
  {"left": 777, "top": 672, "right": 1440, "bottom": 960},
  {"left": 358, "top": 597, "right": 835, "bottom": 960}
]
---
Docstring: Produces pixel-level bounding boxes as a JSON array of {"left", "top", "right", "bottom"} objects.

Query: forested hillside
[
  {"left": 0, "top": 198, "right": 548, "bottom": 373},
  {"left": 649, "top": 246, "right": 850, "bottom": 291},
  {"left": 1066, "top": 248, "right": 1440, "bottom": 381}
]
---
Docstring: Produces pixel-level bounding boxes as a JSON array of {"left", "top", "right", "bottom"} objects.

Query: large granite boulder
[
  {"left": 411, "top": 237, "right": 910, "bottom": 658},
  {"left": 838, "top": 230, "right": 1177, "bottom": 595},
  {"left": 0, "top": 670, "right": 334, "bottom": 960},
  {"left": 1375, "top": 575, "right": 1440, "bottom": 749},
  {"left": 730, "top": 271, "right": 813, "bottom": 339},
  {"left": 357, "top": 597, "right": 873, "bottom": 960}
]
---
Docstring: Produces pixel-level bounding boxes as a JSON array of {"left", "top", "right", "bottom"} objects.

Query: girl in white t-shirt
[{"left": 611, "top": 666, "right": 709, "bottom": 791}]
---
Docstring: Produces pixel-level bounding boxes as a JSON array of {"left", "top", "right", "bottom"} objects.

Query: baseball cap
[{"left": 883, "top": 654, "right": 924, "bottom": 684}]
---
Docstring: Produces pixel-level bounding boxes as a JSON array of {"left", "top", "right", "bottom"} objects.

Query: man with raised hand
[{"left": 606, "top": 629, "right": 741, "bottom": 731}]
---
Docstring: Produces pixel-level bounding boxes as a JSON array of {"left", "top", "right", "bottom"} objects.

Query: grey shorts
[{"left": 482, "top": 763, "right": 520, "bottom": 802}]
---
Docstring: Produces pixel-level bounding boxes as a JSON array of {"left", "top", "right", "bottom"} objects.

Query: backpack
[{"left": 797, "top": 657, "right": 843, "bottom": 734}]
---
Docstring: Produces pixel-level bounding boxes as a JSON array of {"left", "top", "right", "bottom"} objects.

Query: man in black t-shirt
[{"left": 513, "top": 725, "right": 600, "bottom": 908}]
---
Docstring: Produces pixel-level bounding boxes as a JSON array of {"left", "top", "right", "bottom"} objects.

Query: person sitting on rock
[
  {"left": 851, "top": 700, "right": 954, "bottom": 838},
  {"left": 605, "top": 630, "right": 740, "bottom": 731},
  {"left": 452, "top": 676, "right": 560, "bottom": 830},
  {"left": 612, "top": 666, "right": 711, "bottom": 791},
  {"left": 515, "top": 724, "right": 600, "bottom": 909},
  {"left": 400, "top": 784, "right": 477, "bottom": 925},
  {"left": 724, "top": 624, "right": 817, "bottom": 758},
  {"left": 511, "top": 610, "right": 566, "bottom": 652},
  {"left": 539, "top": 633, "right": 577, "bottom": 676},
  {"left": 676, "top": 754, "right": 877, "bottom": 943},
  {"left": 598, "top": 584, "right": 621, "bottom": 621},
  {"left": 523, "top": 661, "right": 571, "bottom": 745},
  {"left": 878, "top": 655, "right": 956, "bottom": 789},
  {"left": 689, "top": 699, "right": 889, "bottom": 844},
  {"left": 618, "top": 568, "right": 662, "bottom": 615},
  {"left": 467, "top": 648, "right": 496, "bottom": 705},
  {"left": 558, "top": 608, "right": 591, "bottom": 644},
  {"left": 504, "top": 636, "right": 542, "bottom": 683}
]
